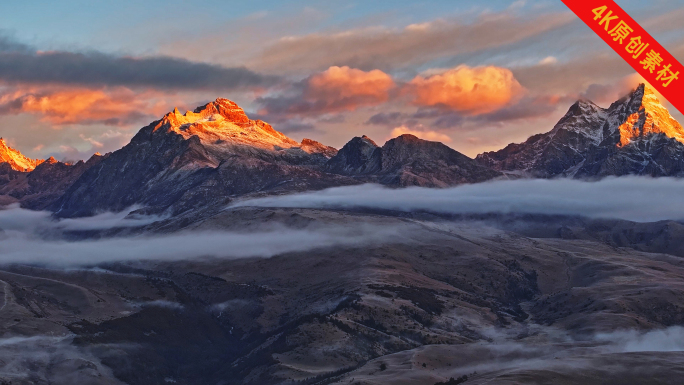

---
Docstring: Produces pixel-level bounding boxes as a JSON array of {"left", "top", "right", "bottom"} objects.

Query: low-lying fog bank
[
  {"left": 0, "top": 204, "right": 409, "bottom": 266},
  {"left": 232, "top": 177, "right": 684, "bottom": 222}
]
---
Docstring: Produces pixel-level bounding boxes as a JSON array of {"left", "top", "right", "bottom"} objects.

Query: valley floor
[{"left": 1, "top": 207, "right": 684, "bottom": 384}]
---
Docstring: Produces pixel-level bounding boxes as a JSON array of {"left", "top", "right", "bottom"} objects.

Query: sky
[{"left": 0, "top": 0, "right": 682, "bottom": 161}]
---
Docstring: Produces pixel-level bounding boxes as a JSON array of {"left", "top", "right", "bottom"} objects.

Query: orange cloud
[
  {"left": 390, "top": 125, "right": 452, "bottom": 142},
  {"left": 0, "top": 85, "right": 175, "bottom": 126},
  {"left": 406, "top": 65, "right": 524, "bottom": 115},
  {"left": 305, "top": 66, "right": 395, "bottom": 111},
  {"left": 19, "top": 88, "right": 169, "bottom": 125},
  {"left": 258, "top": 66, "right": 397, "bottom": 116}
]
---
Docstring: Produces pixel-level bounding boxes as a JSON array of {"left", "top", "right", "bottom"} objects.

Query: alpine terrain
[
  {"left": 1, "top": 85, "right": 684, "bottom": 385},
  {"left": 476, "top": 84, "right": 684, "bottom": 178}
]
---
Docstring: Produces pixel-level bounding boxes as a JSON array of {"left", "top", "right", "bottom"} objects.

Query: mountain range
[{"left": 1, "top": 84, "right": 683, "bottom": 216}]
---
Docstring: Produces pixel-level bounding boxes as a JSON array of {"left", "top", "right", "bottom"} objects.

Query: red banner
[{"left": 561, "top": 0, "right": 683, "bottom": 114}]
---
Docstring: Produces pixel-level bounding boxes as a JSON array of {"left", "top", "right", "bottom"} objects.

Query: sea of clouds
[{"left": 3, "top": 177, "right": 684, "bottom": 266}]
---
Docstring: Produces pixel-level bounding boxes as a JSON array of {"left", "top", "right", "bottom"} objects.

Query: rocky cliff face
[
  {"left": 476, "top": 84, "right": 684, "bottom": 178},
  {"left": 327, "top": 134, "right": 502, "bottom": 187},
  {"left": 325, "top": 135, "right": 381, "bottom": 175}
]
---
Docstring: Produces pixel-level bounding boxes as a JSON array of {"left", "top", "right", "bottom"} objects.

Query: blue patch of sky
[
  {"left": 0, "top": 0, "right": 679, "bottom": 63},
  {"left": 0, "top": 0, "right": 562, "bottom": 51}
]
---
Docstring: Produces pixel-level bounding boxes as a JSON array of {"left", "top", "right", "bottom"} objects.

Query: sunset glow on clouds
[
  {"left": 407, "top": 66, "right": 524, "bottom": 114},
  {"left": 302, "top": 65, "right": 525, "bottom": 117},
  {"left": 304, "top": 66, "right": 395, "bottom": 112},
  {"left": 257, "top": 64, "right": 525, "bottom": 120},
  {"left": 0, "top": 87, "right": 172, "bottom": 126}
]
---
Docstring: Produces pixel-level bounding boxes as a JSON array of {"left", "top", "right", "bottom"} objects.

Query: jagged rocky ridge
[
  {"left": 476, "top": 84, "right": 684, "bottom": 178},
  {"left": 326, "top": 134, "right": 502, "bottom": 186},
  {"left": 0, "top": 154, "right": 106, "bottom": 209}
]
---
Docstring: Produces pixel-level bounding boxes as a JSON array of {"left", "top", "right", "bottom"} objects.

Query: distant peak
[
  {"left": 301, "top": 138, "right": 321, "bottom": 146},
  {"left": 632, "top": 83, "right": 647, "bottom": 95},
  {"left": 554, "top": 98, "right": 606, "bottom": 137},
  {"left": 616, "top": 83, "right": 684, "bottom": 146},
  {"left": 158, "top": 98, "right": 251, "bottom": 129},
  {"left": 567, "top": 99, "right": 601, "bottom": 116},
  {"left": 576, "top": 99, "right": 598, "bottom": 107},
  {"left": 641, "top": 84, "right": 660, "bottom": 100},
  {"left": 194, "top": 98, "right": 240, "bottom": 113},
  {"left": 359, "top": 135, "right": 378, "bottom": 147},
  {"left": 393, "top": 134, "right": 421, "bottom": 142},
  {"left": 187, "top": 98, "right": 250, "bottom": 124},
  {"left": 621, "top": 83, "right": 665, "bottom": 110},
  {"left": 300, "top": 138, "right": 338, "bottom": 157},
  {"left": 196, "top": 98, "right": 239, "bottom": 112},
  {"left": 0, "top": 138, "right": 42, "bottom": 171},
  {"left": 148, "top": 98, "right": 300, "bottom": 152},
  {"left": 625, "top": 83, "right": 646, "bottom": 102},
  {"left": 214, "top": 97, "right": 239, "bottom": 106}
]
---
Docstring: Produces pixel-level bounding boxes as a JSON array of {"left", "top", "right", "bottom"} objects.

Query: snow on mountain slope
[
  {"left": 0, "top": 138, "right": 44, "bottom": 172},
  {"left": 613, "top": 86, "right": 684, "bottom": 147},
  {"left": 549, "top": 100, "right": 608, "bottom": 144},
  {"left": 158, "top": 99, "right": 301, "bottom": 152},
  {"left": 51, "top": 99, "right": 353, "bottom": 217}
]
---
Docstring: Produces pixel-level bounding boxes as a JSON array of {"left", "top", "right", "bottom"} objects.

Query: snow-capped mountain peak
[
  {"left": 476, "top": 83, "right": 684, "bottom": 178},
  {"left": 613, "top": 84, "right": 684, "bottom": 147},
  {"left": 550, "top": 98, "right": 607, "bottom": 145},
  {"left": 153, "top": 98, "right": 300, "bottom": 152}
]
